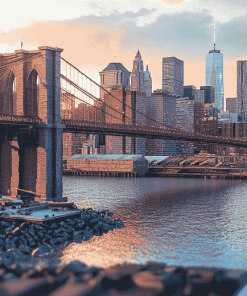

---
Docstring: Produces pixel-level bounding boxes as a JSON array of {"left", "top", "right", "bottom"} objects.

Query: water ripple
[{"left": 62, "top": 176, "right": 247, "bottom": 269}]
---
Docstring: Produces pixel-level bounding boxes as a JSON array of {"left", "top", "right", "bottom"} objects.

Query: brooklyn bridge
[{"left": 0, "top": 46, "right": 246, "bottom": 201}]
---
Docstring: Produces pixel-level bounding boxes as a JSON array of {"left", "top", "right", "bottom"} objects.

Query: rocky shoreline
[
  {"left": 0, "top": 258, "right": 247, "bottom": 295},
  {"left": 0, "top": 208, "right": 124, "bottom": 260},
  {"left": 0, "top": 207, "right": 246, "bottom": 296}
]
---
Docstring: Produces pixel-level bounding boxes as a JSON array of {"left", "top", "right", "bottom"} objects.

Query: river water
[{"left": 61, "top": 176, "right": 247, "bottom": 270}]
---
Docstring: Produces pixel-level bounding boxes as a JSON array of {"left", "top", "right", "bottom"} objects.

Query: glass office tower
[{"left": 206, "top": 49, "right": 224, "bottom": 111}]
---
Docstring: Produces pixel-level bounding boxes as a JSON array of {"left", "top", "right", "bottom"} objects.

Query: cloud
[
  {"left": 87, "top": 10, "right": 246, "bottom": 61},
  {"left": 1, "top": 0, "right": 246, "bottom": 32},
  {"left": 0, "top": 1, "right": 245, "bottom": 98},
  {"left": 160, "top": 0, "right": 185, "bottom": 4}
]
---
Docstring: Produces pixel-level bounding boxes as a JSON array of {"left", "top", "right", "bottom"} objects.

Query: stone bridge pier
[{"left": 0, "top": 46, "right": 65, "bottom": 202}]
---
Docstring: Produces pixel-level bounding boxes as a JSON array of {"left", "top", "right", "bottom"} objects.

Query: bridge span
[
  {"left": 0, "top": 46, "right": 247, "bottom": 202},
  {"left": 62, "top": 119, "right": 247, "bottom": 148}
]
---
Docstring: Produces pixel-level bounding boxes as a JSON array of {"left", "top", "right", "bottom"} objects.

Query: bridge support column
[
  {"left": 36, "top": 46, "right": 65, "bottom": 202},
  {"left": 34, "top": 128, "right": 63, "bottom": 202},
  {"left": 0, "top": 133, "right": 19, "bottom": 197},
  {"left": 19, "top": 141, "right": 37, "bottom": 195}
]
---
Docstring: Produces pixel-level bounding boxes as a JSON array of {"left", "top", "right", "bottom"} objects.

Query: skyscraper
[
  {"left": 183, "top": 85, "right": 196, "bottom": 100},
  {"left": 99, "top": 63, "right": 131, "bottom": 154},
  {"left": 131, "top": 50, "right": 152, "bottom": 98},
  {"left": 237, "top": 61, "right": 247, "bottom": 121},
  {"left": 205, "top": 32, "right": 224, "bottom": 110},
  {"left": 131, "top": 50, "right": 144, "bottom": 93},
  {"left": 226, "top": 97, "right": 237, "bottom": 114},
  {"left": 144, "top": 64, "right": 152, "bottom": 97},
  {"left": 162, "top": 57, "right": 184, "bottom": 97},
  {"left": 200, "top": 86, "right": 215, "bottom": 104},
  {"left": 146, "top": 89, "right": 194, "bottom": 156}
]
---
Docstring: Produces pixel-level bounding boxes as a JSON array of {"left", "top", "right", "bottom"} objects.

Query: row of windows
[{"left": 102, "top": 73, "right": 129, "bottom": 86}]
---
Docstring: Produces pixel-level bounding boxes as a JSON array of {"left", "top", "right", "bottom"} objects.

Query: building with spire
[
  {"left": 131, "top": 50, "right": 152, "bottom": 98},
  {"left": 205, "top": 26, "right": 224, "bottom": 111},
  {"left": 144, "top": 64, "right": 152, "bottom": 97},
  {"left": 131, "top": 50, "right": 144, "bottom": 93},
  {"left": 130, "top": 50, "right": 152, "bottom": 155}
]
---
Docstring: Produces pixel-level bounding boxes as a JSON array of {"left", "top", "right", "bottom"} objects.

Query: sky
[{"left": 0, "top": 0, "right": 246, "bottom": 98}]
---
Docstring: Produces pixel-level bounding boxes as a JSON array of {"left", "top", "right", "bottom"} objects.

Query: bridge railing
[
  {"left": 0, "top": 114, "right": 41, "bottom": 125},
  {"left": 62, "top": 118, "right": 194, "bottom": 137}
]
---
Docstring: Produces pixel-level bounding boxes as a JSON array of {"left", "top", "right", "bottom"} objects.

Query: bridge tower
[{"left": 0, "top": 46, "right": 65, "bottom": 202}]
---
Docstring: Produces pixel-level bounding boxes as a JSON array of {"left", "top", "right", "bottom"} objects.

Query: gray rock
[
  {"left": 103, "top": 217, "right": 111, "bottom": 224},
  {"left": 31, "top": 244, "right": 53, "bottom": 257}
]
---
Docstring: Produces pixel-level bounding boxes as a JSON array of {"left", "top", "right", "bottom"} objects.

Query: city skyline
[{"left": 0, "top": 0, "right": 246, "bottom": 98}]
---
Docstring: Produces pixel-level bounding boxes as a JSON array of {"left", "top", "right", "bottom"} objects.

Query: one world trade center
[{"left": 205, "top": 27, "right": 224, "bottom": 111}]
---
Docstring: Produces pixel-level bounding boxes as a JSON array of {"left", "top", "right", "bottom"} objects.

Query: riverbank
[
  {"left": 0, "top": 207, "right": 124, "bottom": 261},
  {"left": 0, "top": 204, "right": 247, "bottom": 295}
]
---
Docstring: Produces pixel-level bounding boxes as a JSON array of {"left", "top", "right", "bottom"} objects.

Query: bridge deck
[
  {"left": 62, "top": 119, "right": 247, "bottom": 147},
  {"left": 1, "top": 116, "right": 247, "bottom": 147}
]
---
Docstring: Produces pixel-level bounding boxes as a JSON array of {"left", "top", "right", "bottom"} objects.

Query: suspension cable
[{"left": 61, "top": 57, "right": 164, "bottom": 127}]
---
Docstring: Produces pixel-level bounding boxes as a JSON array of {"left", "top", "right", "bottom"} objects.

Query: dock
[
  {"left": 63, "top": 169, "right": 138, "bottom": 178},
  {"left": 147, "top": 165, "right": 247, "bottom": 179},
  {"left": 0, "top": 193, "right": 80, "bottom": 224}
]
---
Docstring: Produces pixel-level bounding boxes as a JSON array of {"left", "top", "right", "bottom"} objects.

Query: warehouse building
[{"left": 66, "top": 154, "right": 148, "bottom": 176}]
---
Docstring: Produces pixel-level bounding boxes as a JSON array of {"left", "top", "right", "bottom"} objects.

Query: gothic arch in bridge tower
[
  {"left": 25, "top": 69, "right": 39, "bottom": 117},
  {"left": 0, "top": 70, "right": 16, "bottom": 115}
]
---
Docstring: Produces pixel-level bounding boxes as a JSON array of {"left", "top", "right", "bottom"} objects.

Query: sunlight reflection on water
[{"left": 61, "top": 176, "right": 247, "bottom": 269}]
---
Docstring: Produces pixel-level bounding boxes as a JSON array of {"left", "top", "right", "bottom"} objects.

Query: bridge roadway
[
  {"left": 62, "top": 119, "right": 247, "bottom": 147},
  {"left": 1, "top": 115, "right": 247, "bottom": 147}
]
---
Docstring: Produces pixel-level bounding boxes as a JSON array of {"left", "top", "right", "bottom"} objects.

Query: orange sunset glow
[{"left": 0, "top": 18, "right": 241, "bottom": 98}]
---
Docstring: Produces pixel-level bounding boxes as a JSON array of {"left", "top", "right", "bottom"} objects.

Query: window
[{"left": 12, "top": 76, "right": 16, "bottom": 92}]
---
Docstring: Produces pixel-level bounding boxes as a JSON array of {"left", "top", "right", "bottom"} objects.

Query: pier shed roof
[
  {"left": 145, "top": 156, "right": 169, "bottom": 162},
  {"left": 70, "top": 154, "right": 146, "bottom": 161}
]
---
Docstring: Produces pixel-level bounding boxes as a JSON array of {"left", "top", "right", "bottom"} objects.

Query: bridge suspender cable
[
  {"left": 60, "top": 57, "right": 165, "bottom": 128},
  {"left": 61, "top": 74, "right": 138, "bottom": 124},
  {"left": 61, "top": 88, "right": 128, "bottom": 123}
]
